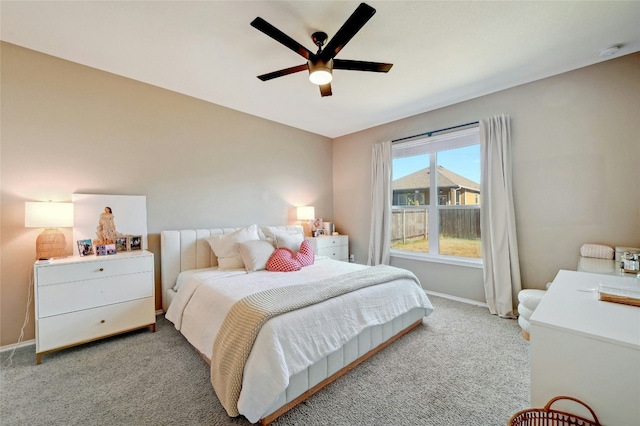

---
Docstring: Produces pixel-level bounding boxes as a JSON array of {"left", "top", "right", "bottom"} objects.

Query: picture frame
[
  {"left": 115, "top": 237, "right": 128, "bottom": 252},
  {"left": 105, "top": 243, "right": 117, "bottom": 255},
  {"left": 127, "top": 235, "right": 142, "bottom": 251},
  {"left": 95, "top": 244, "right": 108, "bottom": 256},
  {"left": 310, "top": 218, "right": 324, "bottom": 237},
  {"left": 310, "top": 218, "right": 323, "bottom": 231},
  {"left": 77, "top": 239, "right": 94, "bottom": 257}
]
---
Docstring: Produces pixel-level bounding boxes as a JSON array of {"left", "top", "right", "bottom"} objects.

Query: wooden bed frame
[{"left": 161, "top": 227, "right": 427, "bottom": 424}]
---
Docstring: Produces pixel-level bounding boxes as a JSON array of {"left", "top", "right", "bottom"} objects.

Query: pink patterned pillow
[
  {"left": 266, "top": 241, "right": 315, "bottom": 272},
  {"left": 266, "top": 248, "right": 302, "bottom": 272},
  {"left": 296, "top": 240, "right": 315, "bottom": 267}
]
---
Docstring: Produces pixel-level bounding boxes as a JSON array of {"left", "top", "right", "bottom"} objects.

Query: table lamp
[
  {"left": 297, "top": 206, "right": 315, "bottom": 237},
  {"left": 25, "top": 201, "right": 74, "bottom": 259}
]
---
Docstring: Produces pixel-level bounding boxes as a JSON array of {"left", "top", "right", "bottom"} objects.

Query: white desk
[{"left": 530, "top": 270, "right": 640, "bottom": 425}]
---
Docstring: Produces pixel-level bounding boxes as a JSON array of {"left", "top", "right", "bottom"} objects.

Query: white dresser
[
  {"left": 34, "top": 250, "right": 155, "bottom": 364},
  {"left": 530, "top": 270, "right": 640, "bottom": 425},
  {"left": 306, "top": 235, "right": 349, "bottom": 262}
]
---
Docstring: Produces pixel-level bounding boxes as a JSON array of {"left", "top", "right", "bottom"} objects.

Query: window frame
[{"left": 390, "top": 126, "right": 482, "bottom": 268}]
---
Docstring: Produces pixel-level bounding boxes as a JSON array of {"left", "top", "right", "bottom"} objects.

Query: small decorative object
[
  {"left": 599, "top": 283, "right": 640, "bottom": 307},
  {"left": 115, "top": 237, "right": 128, "bottom": 252},
  {"left": 105, "top": 243, "right": 117, "bottom": 255},
  {"left": 323, "top": 222, "right": 334, "bottom": 235},
  {"left": 95, "top": 244, "right": 108, "bottom": 256},
  {"left": 76, "top": 239, "right": 94, "bottom": 257},
  {"left": 127, "top": 235, "right": 142, "bottom": 251},
  {"left": 621, "top": 251, "right": 640, "bottom": 273},
  {"left": 94, "top": 206, "right": 125, "bottom": 245}
]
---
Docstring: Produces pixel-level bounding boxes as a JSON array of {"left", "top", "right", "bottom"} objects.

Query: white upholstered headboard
[{"left": 160, "top": 225, "right": 301, "bottom": 311}]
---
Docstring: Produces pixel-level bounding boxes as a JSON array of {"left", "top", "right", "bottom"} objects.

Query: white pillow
[
  {"left": 260, "top": 226, "right": 302, "bottom": 240},
  {"left": 273, "top": 230, "right": 304, "bottom": 253},
  {"left": 206, "top": 225, "right": 260, "bottom": 270},
  {"left": 237, "top": 240, "right": 276, "bottom": 272}
]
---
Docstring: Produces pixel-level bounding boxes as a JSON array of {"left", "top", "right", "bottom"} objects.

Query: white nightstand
[
  {"left": 34, "top": 250, "right": 155, "bottom": 364},
  {"left": 306, "top": 235, "right": 349, "bottom": 261}
]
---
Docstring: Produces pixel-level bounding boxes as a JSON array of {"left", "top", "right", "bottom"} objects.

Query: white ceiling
[{"left": 2, "top": 1, "right": 639, "bottom": 138}]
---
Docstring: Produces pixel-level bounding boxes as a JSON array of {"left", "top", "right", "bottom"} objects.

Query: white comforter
[{"left": 165, "top": 257, "right": 433, "bottom": 423}]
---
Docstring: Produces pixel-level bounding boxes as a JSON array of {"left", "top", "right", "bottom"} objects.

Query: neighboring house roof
[{"left": 392, "top": 166, "right": 480, "bottom": 191}]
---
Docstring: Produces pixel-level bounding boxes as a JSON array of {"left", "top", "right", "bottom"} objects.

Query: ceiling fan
[{"left": 251, "top": 2, "right": 393, "bottom": 97}]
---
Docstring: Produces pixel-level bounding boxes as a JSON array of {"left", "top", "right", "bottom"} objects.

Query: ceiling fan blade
[
  {"left": 319, "top": 83, "right": 332, "bottom": 97},
  {"left": 320, "top": 3, "right": 376, "bottom": 60},
  {"left": 257, "top": 64, "right": 309, "bottom": 81},
  {"left": 333, "top": 59, "right": 393, "bottom": 73},
  {"left": 251, "top": 17, "right": 315, "bottom": 60}
]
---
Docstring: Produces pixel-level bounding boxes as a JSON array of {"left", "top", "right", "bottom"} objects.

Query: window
[{"left": 391, "top": 126, "right": 481, "bottom": 261}]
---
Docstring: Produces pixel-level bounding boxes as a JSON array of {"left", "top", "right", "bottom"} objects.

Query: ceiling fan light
[
  {"left": 308, "top": 59, "right": 333, "bottom": 85},
  {"left": 309, "top": 70, "right": 332, "bottom": 85}
]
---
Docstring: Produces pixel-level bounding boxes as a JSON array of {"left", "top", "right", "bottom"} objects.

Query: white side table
[{"left": 305, "top": 235, "right": 349, "bottom": 262}]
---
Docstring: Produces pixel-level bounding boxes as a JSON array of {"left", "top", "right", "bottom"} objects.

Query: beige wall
[
  {"left": 334, "top": 52, "right": 640, "bottom": 302},
  {"left": 0, "top": 42, "right": 333, "bottom": 347}
]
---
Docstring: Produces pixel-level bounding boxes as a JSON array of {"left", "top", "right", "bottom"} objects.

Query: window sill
[{"left": 390, "top": 250, "right": 483, "bottom": 269}]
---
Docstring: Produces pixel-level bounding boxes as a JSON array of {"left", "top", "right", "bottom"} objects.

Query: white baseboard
[
  {"left": 424, "top": 290, "right": 488, "bottom": 308},
  {"left": 0, "top": 339, "right": 35, "bottom": 353}
]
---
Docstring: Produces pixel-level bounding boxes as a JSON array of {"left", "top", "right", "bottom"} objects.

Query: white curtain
[
  {"left": 480, "top": 115, "right": 522, "bottom": 318},
  {"left": 367, "top": 141, "right": 392, "bottom": 265}
]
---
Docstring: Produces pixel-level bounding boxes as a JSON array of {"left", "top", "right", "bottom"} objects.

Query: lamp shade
[
  {"left": 296, "top": 206, "right": 315, "bottom": 221},
  {"left": 25, "top": 202, "right": 74, "bottom": 228}
]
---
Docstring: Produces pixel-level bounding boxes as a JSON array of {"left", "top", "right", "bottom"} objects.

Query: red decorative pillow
[
  {"left": 266, "top": 241, "right": 315, "bottom": 272},
  {"left": 266, "top": 248, "right": 302, "bottom": 272},
  {"left": 296, "top": 240, "right": 315, "bottom": 267}
]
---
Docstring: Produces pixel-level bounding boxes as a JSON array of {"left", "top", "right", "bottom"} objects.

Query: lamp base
[
  {"left": 36, "top": 228, "right": 67, "bottom": 259},
  {"left": 299, "top": 221, "right": 312, "bottom": 237}
]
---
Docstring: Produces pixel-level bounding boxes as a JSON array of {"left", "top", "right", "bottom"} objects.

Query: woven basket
[{"left": 508, "top": 396, "right": 601, "bottom": 426}]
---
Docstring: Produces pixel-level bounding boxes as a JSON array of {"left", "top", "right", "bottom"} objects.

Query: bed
[{"left": 161, "top": 225, "right": 433, "bottom": 424}]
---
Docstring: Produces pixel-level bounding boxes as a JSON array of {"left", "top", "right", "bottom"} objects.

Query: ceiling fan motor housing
[{"left": 312, "top": 31, "right": 328, "bottom": 50}]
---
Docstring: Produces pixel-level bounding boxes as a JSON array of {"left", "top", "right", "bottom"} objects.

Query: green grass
[{"left": 391, "top": 236, "right": 482, "bottom": 259}]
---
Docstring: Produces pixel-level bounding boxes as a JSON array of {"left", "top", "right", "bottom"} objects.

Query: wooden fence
[{"left": 391, "top": 208, "right": 481, "bottom": 242}]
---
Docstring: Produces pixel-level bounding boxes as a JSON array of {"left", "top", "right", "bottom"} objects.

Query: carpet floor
[{"left": 1, "top": 295, "right": 530, "bottom": 425}]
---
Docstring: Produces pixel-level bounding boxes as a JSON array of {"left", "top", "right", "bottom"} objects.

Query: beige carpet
[{"left": 0, "top": 295, "right": 529, "bottom": 425}]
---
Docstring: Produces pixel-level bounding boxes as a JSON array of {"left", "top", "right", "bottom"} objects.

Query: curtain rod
[{"left": 392, "top": 121, "right": 479, "bottom": 144}]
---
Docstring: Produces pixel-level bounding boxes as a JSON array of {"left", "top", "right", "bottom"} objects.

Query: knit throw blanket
[{"left": 210, "top": 264, "right": 420, "bottom": 417}]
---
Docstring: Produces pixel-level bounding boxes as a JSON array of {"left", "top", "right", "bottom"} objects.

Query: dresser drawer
[
  {"left": 37, "top": 297, "right": 155, "bottom": 352},
  {"left": 37, "top": 271, "right": 153, "bottom": 318},
  {"left": 36, "top": 255, "right": 152, "bottom": 286},
  {"left": 312, "top": 236, "right": 348, "bottom": 250},
  {"left": 317, "top": 245, "right": 348, "bottom": 261}
]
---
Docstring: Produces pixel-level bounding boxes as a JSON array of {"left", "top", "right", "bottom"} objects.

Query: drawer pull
[
  {"left": 100, "top": 320, "right": 105, "bottom": 324},
  {"left": 99, "top": 268, "right": 104, "bottom": 272}
]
